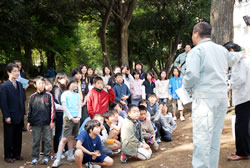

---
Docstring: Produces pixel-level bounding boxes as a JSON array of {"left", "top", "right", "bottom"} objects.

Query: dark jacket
[
  {"left": 0, "top": 80, "right": 26, "bottom": 124},
  {"left": 52, "top": 85, "right": 63, "bottom": 112},
  {"left": 27, "top": 90, "right": 55, "bottom": 126},
  {"left": 113, "top": 83, "right": 130, "bottom": 104},
  {"left": 143, "top": 80, "right": 155, "bottom": 97}
]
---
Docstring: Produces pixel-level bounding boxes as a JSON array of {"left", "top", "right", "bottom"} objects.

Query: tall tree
[{"left": 210, "top": 0, "right": 235, "bottom": 45}]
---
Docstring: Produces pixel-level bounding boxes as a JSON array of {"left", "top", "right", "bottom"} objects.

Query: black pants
[
  {"left": 3, "top": 122, "right": 23, "bottom": 159},
  {"left": 80, "top": 105, "right": 89, "bottom": 126},
  {"left": 235, "top": 101, "right": 250, "bottom": 156},
  {"left": 53, "top": 112, "right": 63, "bottom": 153}
]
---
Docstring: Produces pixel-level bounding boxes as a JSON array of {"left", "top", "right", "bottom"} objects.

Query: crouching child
[
  {"left": 120, "top": 105, "right": 152, "bottom": 162},
  {"left": 138, "top": 105, "right": 159, "bottom": 150},
  {"left": 75, "top": 120, "right": 113, "bottom": 168}
]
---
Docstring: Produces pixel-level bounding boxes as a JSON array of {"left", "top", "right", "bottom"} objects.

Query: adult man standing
[
  {"left": 0, "top": 63, "right": 26, "bottom": 163},
  {"left": 183, "top": 22, "right": 243, "bottom": 168},
  {"left": 174, "top": 44, "right": 192, "bottom": 77}
]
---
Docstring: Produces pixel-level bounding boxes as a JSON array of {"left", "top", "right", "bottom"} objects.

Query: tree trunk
[
  {"left": 47, "top": 51, "right": 56, "bottom": 69},
  {"left": 210, "top": 0, "right": 235, "bottom": 45},
  {"left": 39, "top": 50, "right": 44, "bottom": 75},
  {"left": 120, "top": 23, "right": 129, "bottom": 65},
  {"left": 24, "top": 46, "right": 32, "bottom": 74},
  {"left": 99, "top": 0, "right": 114, "bottom": 71}
]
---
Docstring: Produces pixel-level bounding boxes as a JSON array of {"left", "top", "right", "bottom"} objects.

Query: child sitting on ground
[
  {"left": 147, "top": 93, "right": 159, "bottom": 120},
  {"left": 120, "top": 105, "right": 152, "bottom": 162},
  {"left": 154, "top": 102, "right": 177, "bottom": 142},
  {"left": 138, "top": 99, "right": 151, "bottom": 121},
  {"left": 103, "top": 111, "right": 121, "bottom": 151},
  {"left": 138, "top": 105, "right": 159, "bottom": 150},
  {"left": 74, "top": 120, "right": 113, "bottom": 168}
]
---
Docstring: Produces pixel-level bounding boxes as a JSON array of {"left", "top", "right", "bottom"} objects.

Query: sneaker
[
  {"left": 173, "top": 116, "right": 177, "bottom": 121},
  {"left": 41, "top": 157, "right": 49, "bottom": 165},
  {"left": 112, "top": 149, "right": 121, "bottom": 155},
  {"left": 67, "top": 155, "right": 75, "bottom": 162},
  {"left": 180, "top": 116, "right": 185, "bottom": 121},
  {"left": 120, "top": 153, "right": 127, "bottom": 163},
  {"left": 85, "top": 162, "right": 101, "bottom": 168},
  {"left": 51, "top": 159, "right": 61, "bottom": 168},
  {"left": 31, "top": 158, "right": 38, "bottom": 165},
  {"left": 156, "top": 138, "right": 161, "bottom": 143}
]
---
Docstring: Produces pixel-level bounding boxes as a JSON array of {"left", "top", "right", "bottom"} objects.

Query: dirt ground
[{"left": 0, "top": 88, "right": 249, "bottom": 168}]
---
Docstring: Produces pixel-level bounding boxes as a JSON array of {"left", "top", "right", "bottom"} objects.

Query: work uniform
[
  {"left": 183, "top": 38, "right": 241, "bottom": 168},
  {"left": 174, "top": 52, "right": 187, "bottom": 78}
]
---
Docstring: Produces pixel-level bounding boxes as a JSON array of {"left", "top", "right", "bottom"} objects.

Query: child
[
  {"left": 130, "top": 70, "right": 144, "bottom": 105},
  {"left": 142, "top": 71, "right": 155, "bottom": 99},
  {"left": 103, "top": 110, "right": 121, "bottom": 140},
  {"left": 27, "top": 76, "right": 55, "bottom": 165},
  {"left": 108, "top": 66, "right": 121, "bottom": 87},
  {"left": 52, "top": 80, "right": 81, "bottom": 167},
  {"left": 138, "top": 99, "right": 151, "bottom": 121},
  {"left": 74, "top": 120, "right": 114, "bottom": 168},
  {"left": 87, "top": 76, "right": 115, "bottom": 119},
  {"left": 120, "top": 105, "right": 152, "bottom": 162},
  {"left": 169, "top": 67, "right": 185, "bottom": 121},
  {"left": 113, "top": 73, "right": 130, "bottom": 106},
  {"left": 154, "top": 102, "right": 176, "bottom": 142},
  {"left": 110, "top": 102, "right": 127, "bottom": 118},
  {"left": 138, "top": 105, "right": 159, "bottom": 150},
  {"left": 121, "top": 65, "right": 134, "bottom": 89},
  {"left": 155, "top": 70, "right": 169, "bottom": 103},
  {"left": 102, "top": 66, "right": 112, "bottom": 86},
  {"left": 147, "top": 93, "right": 159, "bottom": 120},
  {"left": 72, "top": 68, "right": 89, "bottom": 124}
]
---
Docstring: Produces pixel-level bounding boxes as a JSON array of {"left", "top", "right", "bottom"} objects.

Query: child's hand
[
  {"left": 142, "top": 143, "right": 150, "bottom": 150},
  {"left": 27, "top": 123, "right": 32, "bottom": 131},
  {"left": 121, "top": 96, "right": 129, "bottom": 100},
  {"left": 120, "top": 100, "right": 127, "bottom": 105},
  {"left": 72, "top": 118, "right": 80, "bottom": 123},
  {"left": 50, "top": 122, "right": 55, "bottom": 129},
  {"left": 168, "top": 95, "right": 172, "bottom": 101},
  {"left": 106, "top": 85, "right": 111, "bottom": 90}
]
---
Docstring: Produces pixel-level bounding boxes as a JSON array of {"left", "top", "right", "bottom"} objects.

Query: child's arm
[
  {"left": 27, "top": 95, "right": 33, "bottom": 131},
  {"left": 107, "top": 86, "right": 115, "bottom": 103},
  {"left": 48, "top": 93, "right": 55, "bottom": 129},
  {"left": 153, "top": 110, "right": 161, "bottom": 122},
  {"left": 87, "top": 92, "right": 94, "bottom": 118},
  {"left": 169, "top": 117, "right": 177, "bottom": 132},
  {"left": 77, "top": 95, "right": 82, "bottom": 119},
  {"left": 168, "top": 79, "right": 173, "bottom": 100},
  {"left": 76, "top": 140, "right": 100, "bottom": 157},
  {"left": 142, "top": 85, "right": 146, "bottom": 99}
]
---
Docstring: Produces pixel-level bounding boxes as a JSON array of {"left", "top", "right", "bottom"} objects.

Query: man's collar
[{"left": 198, "top": 38, "right": 211, "bottom": 45}]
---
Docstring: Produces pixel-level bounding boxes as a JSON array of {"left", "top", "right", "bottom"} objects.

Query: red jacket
[{"left": 87, "top": 88, "right": 115, "bottom": 118}]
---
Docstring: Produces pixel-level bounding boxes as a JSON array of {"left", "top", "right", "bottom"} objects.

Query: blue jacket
[
  {"left": 113, "top": 83, "right": 130, "bottom": 103},
  {"left": 168, "top": 77, "right": 182, "bottom": 99}
]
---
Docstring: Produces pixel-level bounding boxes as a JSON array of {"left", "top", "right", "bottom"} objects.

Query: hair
[
  {"left": 54, "top": 73, "right": 69, "bottom": 87},
  {"left": 33, "top": 76, "right": 45, "bottom": 83},
  {"left": 172, "top": 67, "right": 180, "bottom": 77},
  {"left": 193, "top": 22, "right": 212, "bottom": 38},
  {"left": 85, "top": 120, "right": 101, "bottom": 133},
  {"left": 87, "top": 67, "right": 94, "bottom": 75},
  {"left": 79, "top": 64, "right": 88, "bottom": 81},
  {"left": 6, "top": 63, "right": 19, "bottom": 73},
  {"left": 159, "top": 102, "right": 168, "bottom": 107},
  {"left": 121, "top": 64, "right": 129, "bottom": 78},
  {"left": 66, "top": 79, "right": 77, "bottom": 90},
  {"left": 13, "top": 60, "right": 21, "bottom": 64},
  {"left": 159, "top": 70, "right": 167, "bottom": 80},
  {"left": 148, "top": 93, "right": 157, "bottom": 98},
  {"left": 138, "top": 105, "right": 147, "bottom": 112},
  {"left": 128, "top": 104, "right": 138, "bottom": 113},
  {"left": 110, "top": 102, "right": 122, "bottom": 110},
  {"left": 223, "top": 42, "right": 241, "bottom": 52},
  {"left": 135, "top": 62, "right": 143, "bottom": 69},
  {"left": 93, "top": 76, "right": 103, "bottom": 84},
  {"left": 93, "top": 113, "right": 104, "bottom": 120},
  {"left": 133, "top": 70, "right": 141, "bottom": 78},
  {"left": 145, "top": 71, "right": 154, "bottom": 81},
  {"left": 115, "top": 72, "right": 123, "bottom": 78},
  {"left": 103, "top": 66, "right": 111, "bottom": 76},
  {"left": 71, "top": 68, "right": 81, "bottom": 77},
  {"left": 185, "top": 44, "right": 191, "bottom": 48},
  {"left": 44, "top": 78, "right": 52, "bottom": 91},
  {"left": 89, "top": 74, "right": 98, "bottom": 85},
  {"left": 139, "top": 99, "right": 148, "bottom": 106},
  {"left": 103, "top": 110, "right": 116, "bottom": 120},
  {"left": 113, "top": 66, "right": 121, "bottom": 72}
]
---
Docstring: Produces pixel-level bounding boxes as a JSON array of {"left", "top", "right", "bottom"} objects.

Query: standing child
[
  {"left": 169, "top": 67, "right": 185, "bottom": 121},
  {"left": 142, "top": 72, "right": 155, "bottom": 99},
  {"left": 74, "top": 120, "right": 114, "bottom": 168},
  {"left": 130, "top": 70, "right": 144, "bottom": 105},
  {"left": 52, "top": 80, "right": 81, "bottom": 167},
  {"left": 108, "top": 66, "right": 121, "bottom": 87},
  {"left": 120, "top": 105, "right": 152, "bottom": 162},
  {"left": 121, "top": 65, "right": 134, "bottom": 89},
  {"left": 113, "top": 73, "right": 130, "bottom": 110},
  {"left": 87, "top": 76, "right": 115, "bottom": 119},
  {"left": 138, "top": 105, "right": 159, "bottom": 150},
  {"left": 147, "top": 93, "right": 159, "bottom": 120},
  {"left": 155, "top": 70, "right": 169, "bottom": 103},
  {"left": 27, "top": 76, "right": 55, "bottom": 165}
]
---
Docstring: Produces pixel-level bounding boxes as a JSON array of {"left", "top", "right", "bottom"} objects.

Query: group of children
[{"left": 26, "top": 63, "right": 184, "bottom": 167}]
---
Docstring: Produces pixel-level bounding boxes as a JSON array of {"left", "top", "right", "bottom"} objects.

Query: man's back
[{"left": 184, "top": 38, "right": 240, "bottom": 99}]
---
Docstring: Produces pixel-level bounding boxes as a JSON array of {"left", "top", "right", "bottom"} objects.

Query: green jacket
[{"left": 121, "top": 117, "right": 144, "bottom": 156}]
